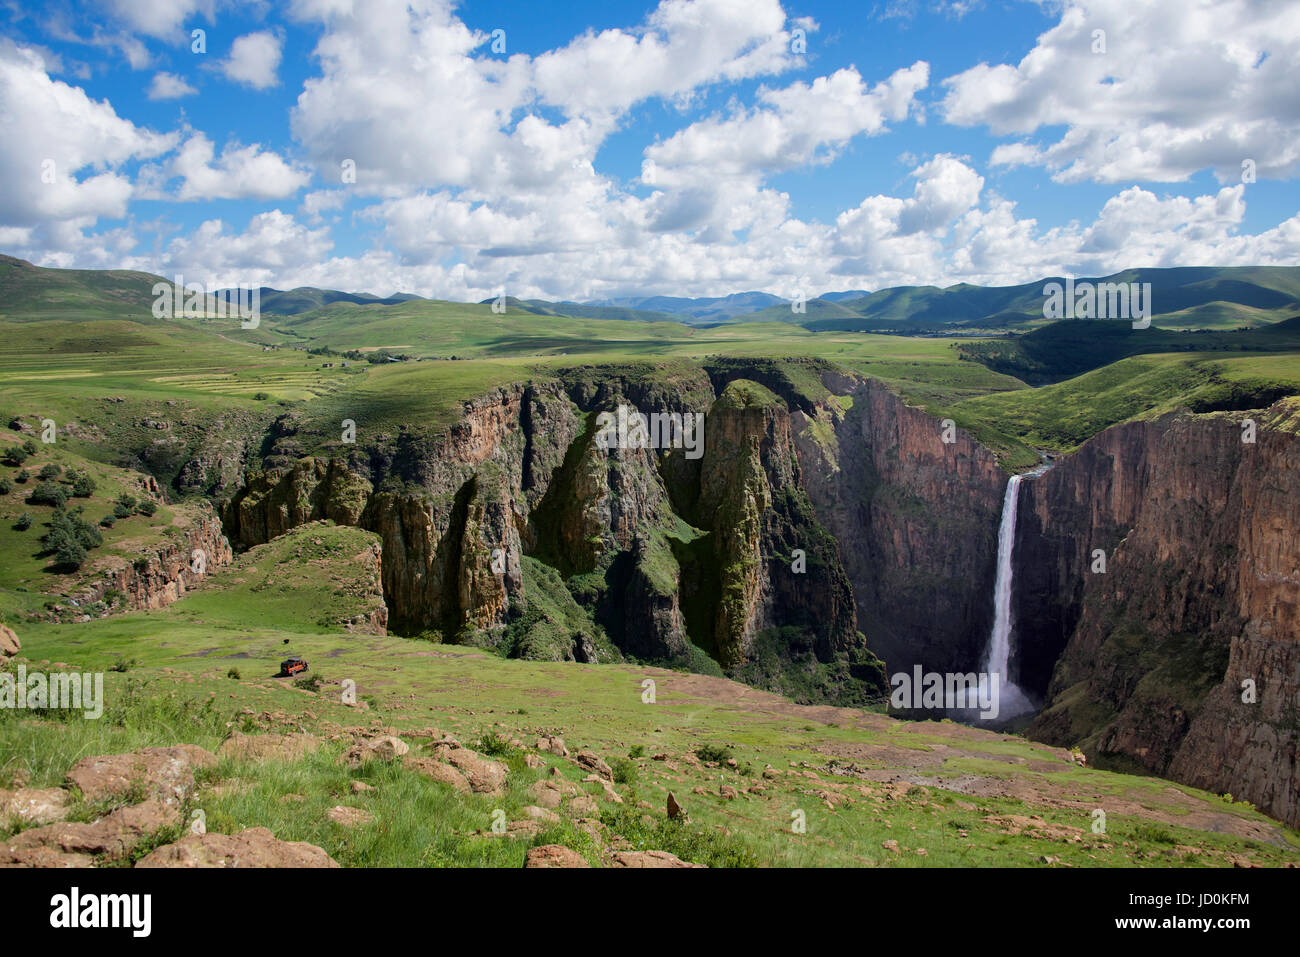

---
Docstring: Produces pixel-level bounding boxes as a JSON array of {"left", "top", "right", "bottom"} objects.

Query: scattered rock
[
  {"left": 608, "top": 850, "right": 703, "bottom": 868},
  {"left": 350, "top": 781, "right": 376, "bottom": 794},
  {"left": 574, "top": 750, "right": 612, "bottom": 780},
  {"left": 881, "top": 840, "right": 900, "bottom": 853},
  {"left": 0, "top": 801, "right": 178, "bottom": 867},
  {"left": 326, "top": 806, "right": 373, "bottom": 828},
  {"left": 524, "top": 844, "right": 589, "bottom": 868},
  {"left": 719, "top": 784, "right": 739, "bottom": 801},
  {"left": 341, "top": 735, "right": 409, "bottom": 768},
  {"left": 522, "top": 805, "right": 560, "bottom": 823},
  {"left": 438, "top": 747, "right": 506, "bottom": 796},
  {"left": 66, "top": 745, "right": 217, "bottom": 806},
  {"left": 404, "top": 756, "right": 470, "bottom": 793},
  {"left": 666, "top": 792, "right": 684, "bottom": 820},
  {"left": 137, "top": 827, "right": 339, "bottom": 868},
  {"left": 218, "top": 732, "right": 320, "bottom": 763},
  {"left": 0, "top": 787, "right": 70, "bottom": 829},
  {"left": 582, "top": 774, "right": 624, "bottom": 804},
  {"left": 0, "top": 624, "right": 19, "bottom": 657},
  {"left": 523, "top": 753, "right": 544, "bottom": 769},
  {"left": 535, "top": 736, "right": 568, "bottom": 757}
]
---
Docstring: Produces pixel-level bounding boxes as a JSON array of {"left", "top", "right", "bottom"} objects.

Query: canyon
[{"left": 200, "top": 360, "right": 1297, "bottom": 828}]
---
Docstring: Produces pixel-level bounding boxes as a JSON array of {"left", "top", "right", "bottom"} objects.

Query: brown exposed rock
[
  {"left": 0, "top": 624, "right": 19, "bottom": 657},
  {"left": 65, "top": 745, "right": 217, "bottom": 806},
  {"left": 326, "top": 806, "right": 373, "bottom": 828},
  {"left": 218, "top": 732, "right": 320, "bottom": 762},
  {"left": 524, "top": 844, "right": 589, "bottom": 868},
  {"left": 0, "top": 800, "right": 178, "bottom": 867},
  {"left": 0, "top": 787, "right": 69, "bottom": 828},
  {"left": 437, "top": 746, "right": 506, "bottom": 795},
  {"left": 608, "top": 850, "right": 704, "bottom": 868},
  {"left": 404, "top": 756, "right": 470, "bottom": 793},
  {"left": 574, "top": 750, "right": 612, "bottom": 779},
  {"left": 136, "top": 827, "right": 339, "bottom": 868}
]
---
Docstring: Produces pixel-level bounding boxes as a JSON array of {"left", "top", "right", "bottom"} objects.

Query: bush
[
  {"left": 2, "top": 446, "right": 28, "bottom": 467},
  {"left": 694, "top": 744, "right": 735, "bottom": 764},
  {"left": 628, "top": 744, "right": 646, "bottom": 759},
  {"left": 136, "top": 499, "right": 157, "bottom": 517},
  {"left": 42, "top": 507, "right": 102, "bottom": 569},
  {"left": 37, "top": 464, "right": 61, "bottom": 480},
  {"left": 15, "top": 469, "right": 29, "bottom": 484},
  {"left": 293, "top": 672, "right": 324, "bottom": 692},
  {"left": 109, "top": 656, "right": 138, "bottom": 673},
  {"left": 14, "top": 513, "right": 32, "bottom": 531},
  {"left": 112, "top": 502, "right": 132, "bottom": 519},
  {"left": 21, "top": 439, "right": 37, "bottom": 456},
  {"left": 115, "top": 493, "right": 137, "bottom": 510},
  {"left": 99, "top": 514, "right": 116, "bottom": 528},
  {"left": 27, "top": 480, "right": 67, "bottom": 508},
  {"left": 71, "top": 474, "right": 96, "bottom": 497},
  {"left": 610, "top": 757, "right": 638, "bottom": 786},
  {"left": 227, "top": 667, "right": 242, "bottom": 680},
  {"left": 478, "top": 730, "right": 516, "bottom": 757},
  {"left": 253, "top": 392, "right": 270, "bottom": 401},
  {"left": 0, "top": 477, "right": 11, "bottom": 495}
]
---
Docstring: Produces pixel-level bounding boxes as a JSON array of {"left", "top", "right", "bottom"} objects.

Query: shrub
[
  {"left": 14, "top": 513, "right": 32, "bottom": 531},
  {"left": 628, "top": 744, "right": 646, "bottom": 759},
  {"left": 28, "top": 480, "right": 67, "bottom": 508},
  {"left": 21, "top": 439, "right": 37, "bottom": 456},
  {"left": 478, "top": 730, "right": 516, "bottom": 757},
  {"left": 0, "top": 477, "right": 11, "bottom": 495},
  {"left": 694, "top": 743, "right": 735, "bottom": 764},
  {"left": 38, "top": 464, "right": 61, "bottom": 480},
  {"left": 2, "top": 446, "right": 28, "bottom": 467},
  {"left": 71, "top": 474, "right": 96, "bottom": 497},
  {"left": 112, "top": 502, "right": 132, "bottom": 519},
  {"left": 227, "top": 667, "right": 242, "bottom": 680},
  {"left": 99, "top": 514, "right": 116, "bottom": 528},
  {"left": 115, "top": 493, "right": 137, "bottom": 510},
  {"left": 136, "top": 499, "right": 158, "bottom": 517},
  {"left": 611, "top": 757, "right": 638, "bottom": 786},
  {"left": 293, "top": 672, "right": 324, "bottom": 692},
  {"left": 109, "top": 656, "right": 138, "bottom": 673},
  {"left": 253, "top": 392, "right": 270, "bottom": 401},
  {"left": 42, "top": 507, "right": 103, "bottom": 569},
  {"left": 15, "top": 469, "right": 29, "bottom": 483}
]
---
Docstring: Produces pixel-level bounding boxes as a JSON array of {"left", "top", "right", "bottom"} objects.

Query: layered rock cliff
[
  {"left": 794, "top": 379, "right": 1007, "bottom": 675},
  {"left": 1021, "top": 399, "right": 1300, "bottom": 827},
  {"left": 219, "top": 363, "right": 884, "bottom": 701}
]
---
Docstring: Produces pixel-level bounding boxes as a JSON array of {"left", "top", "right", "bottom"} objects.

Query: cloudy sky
[{"left": 1, "top": 0, "right": 1298, "bottom": 301}]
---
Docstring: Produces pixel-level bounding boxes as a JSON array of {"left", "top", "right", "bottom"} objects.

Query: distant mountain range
[{"left": 4, "top": 253, "right": 1298, "bottom": 332}]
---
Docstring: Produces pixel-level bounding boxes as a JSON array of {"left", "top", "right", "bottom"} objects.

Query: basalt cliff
[{"left": 208, "top": 362, "right": 1298, "bottom": 827}]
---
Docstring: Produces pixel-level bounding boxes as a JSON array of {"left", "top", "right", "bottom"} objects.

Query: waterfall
[
  {"left": 980, "top": 464, "right": 1053, "bottom": 719},
  {"left": 985, "top": 473, "right": 1034, "bottom": 719}
]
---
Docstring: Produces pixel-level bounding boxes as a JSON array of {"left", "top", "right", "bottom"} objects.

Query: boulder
[
  {"left": 608, "top": 850, "right": 704, "bottom": 868},
  {"left": 524, "top": 844, "right": 589, "bottom": 868},
  {"left": 218, "top": 733, "right": 320, "bottom": 763},
  {"left": 0, "top": 801, "right": 178, "bottom": 867},
  {"left": 437, "top": 746, "right": 506, "bottom": 796},
  {"left": 326, "top": 806, "right": 373, "bottom": 828},
  {"left": 65, "top": 745, "right": 217, "bottom": 806},
  {"left": 0, "top": 787, "right": 70, "bottom": 829},
  {"left": 404, "top": 756, "right": 470, "bottom": 793},
  {"left": 574, "top": 750, "right": 612, "bottom": 780},
  {"left": 0, "top": 624, "right": 19, "bottom": 657},
  {"left": 136, "top": 827, "right": 339, "bottom": 868}
]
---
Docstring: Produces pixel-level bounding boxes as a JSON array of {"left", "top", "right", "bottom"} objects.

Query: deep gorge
[{"left": 210, "top": 360, "right": 1300, "bottom": 828}]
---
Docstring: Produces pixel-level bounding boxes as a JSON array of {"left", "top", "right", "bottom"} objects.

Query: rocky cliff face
[
  {"left": 796, "top": 379, "right": 1007, "bottom": 675},
  {"left": 67, "top": 508, "right": 234, "bottom": 616},
  {"left": 1022, "top": 400, "right": 1300, "bottom": 827},
  {"left": 219, "top": 364, "right": 881, "bottom": 699}
]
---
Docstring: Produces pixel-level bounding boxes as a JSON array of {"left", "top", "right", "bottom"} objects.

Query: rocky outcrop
[
  {"left": 0, "top": 624, "right": 18, "bottom": 657},
  {"left": 1023, "top": 399, "right": 1300, "bottom": 828},
  {"left": 60, "top": 508, "right": 233, "bottom": 618},
  {"left": 796, "top": 378, "right": 1007, "bottom": 675}
]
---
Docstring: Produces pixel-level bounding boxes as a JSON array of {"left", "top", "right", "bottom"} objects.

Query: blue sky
[{"left": 1, "top": 0, "right": 1297, "bottom": 300}]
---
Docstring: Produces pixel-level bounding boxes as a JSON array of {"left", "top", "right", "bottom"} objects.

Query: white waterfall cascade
[{"left": 984, "top": 473, "right": 1034, "bottom": 719}]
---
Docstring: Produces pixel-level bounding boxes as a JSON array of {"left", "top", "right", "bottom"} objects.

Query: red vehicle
[{"left": 279, "top": 656, "right": 308, "bottom": 677}]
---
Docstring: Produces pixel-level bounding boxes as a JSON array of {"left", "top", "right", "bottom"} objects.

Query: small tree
[
  {"left": 28, "top": 480, "right": 67, "bottom": 508},
  {"left": 71, "top": 474, "right": 96, "bottom": 497},
  {"left": 14, "top": 513, "right": 32, "bottom": 531},
  {"left": 38, "top": 463, "right": 61, "bottom": 480}
]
